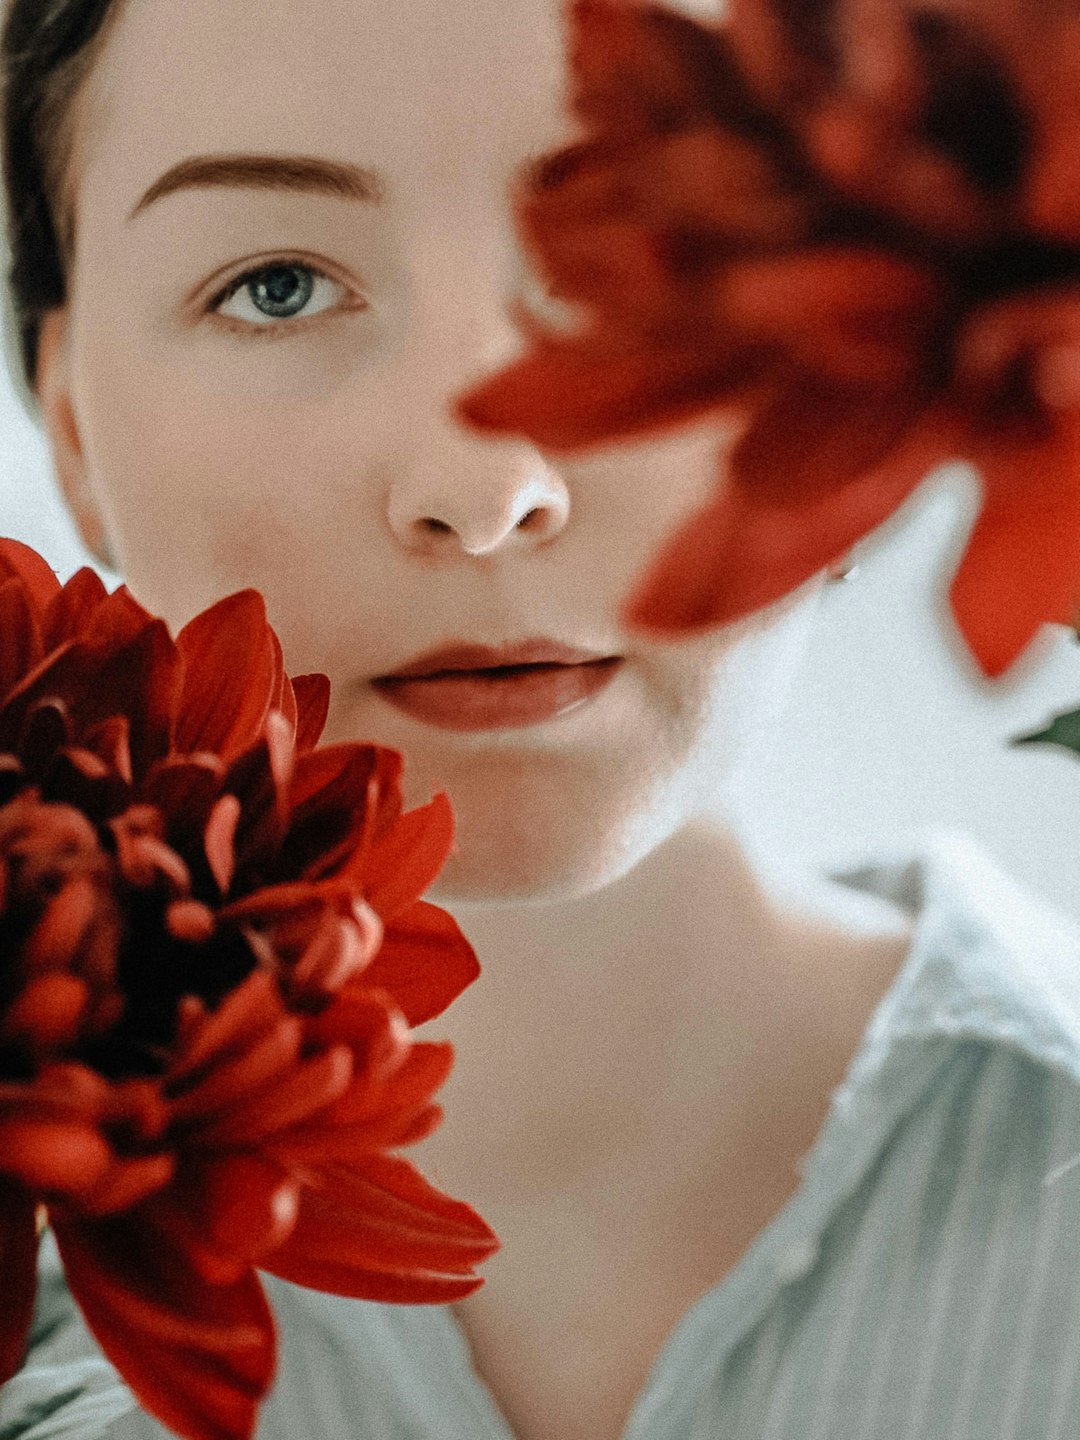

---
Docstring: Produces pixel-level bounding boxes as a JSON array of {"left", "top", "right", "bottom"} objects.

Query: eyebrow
[{"left": 128, "top": 153, "right": 386, "bottom": 220}]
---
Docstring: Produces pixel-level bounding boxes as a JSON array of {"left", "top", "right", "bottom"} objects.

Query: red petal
[
  {"left": 287, "top": 742, "right": 372, "bottom": 806},
  {"left": 0, "top": 642, "right": 71, "bottom": 752},
  {"left": 0, "top": 973, "right": 90, "bottom": 1054},
  {"left": 7, "top": 1061, "right": 109, "bottom": 1115},
  {"left": 349, "top": 1102, "right": 444, "bottom": 1151},
  {"left": 194, "top": 1046, "right": 353, "bottom": 1148},
  {"left": 342, "top": 744, "right": 407, "bottom": 853},
  {"left": 17, "top": 695, "right": 70, "bottom": 776},
  {"left": 362, "top": 901, "right": 480, "bottom": 1024},
  {"left": 145, "top": 754, "right": 226, "bottom": 838},
  {"left": 731, "top": 375, "right": 932, "bottom": 500},
  {"left": 1017, "top": 23, "right": 1080, "bottom": 240},
  {"left": 0, "top": 1184, "right": 38, "bottom": 1382},
  {"left": 24, "top": 874, "right": 106, "bottom": 976},
  {"left": 525, "top": 211, "right": 679, "bottom": 319},
  {"left": 167, "top": 898, "right": 217, "bottom": 943},
  {"left": 354, "top": 794, "right": 456, "bottom": 919},
  {"left": 218, "top": 881, "right": 322, "bottom": 927},
  {"left": 170, "top": 971, "right": 284, "bottom": 1082},
  {"left": 171, "top": 1013, "right": 305, "bottom": 1123},
  {"left": 174, "top": 1154, "right": 300, "bottom": 1264},
  {"left": 0, "top": 1116, "right": 113, "bottom": 1195},
  {"left": 224, "top": 714, "right": 296, "bottom": 876},
  {"left": 169, "top": 1017, "right": 303, "bottom": 1123},
  {"left": 266, "top": 627, "right": 287, "bottom": 719},
  {"left": 275, "top": 743, "right": 384, "bottom": 882},
  {"left": 312, "top": 1031, "right": 445, "bottom": 1126},
  {"left": 615, "top": 124, "right": 808, "bottom": 244},
  {"left": 518, "top": 127, "right": 808, "bottom": 303},
  {"left": 273, "top": 1103, "right": 446, "bottom": 1165},
  {"left": 287, "top": 907, "right": 379, "bottom": 994},
  {"left": 42, "top": 567, "right": 108, "bottom": 650},
  {"left": 566, "top": 0, "right": 731, "bottom": 135},
  {"left": 307, "top": 974, "right": 403, "bottom": 1034},
  {"left": 176, "top": 592, "right": 277, "bottom": 761},
  {"left": 262, "top": 1152, "right": 498, "bottom": 1301},
  {"left": 87, "top": 621, "right": 182, "bottom": 775},
  {"left": 54, "top": 1213, "right": 274, "bottom": 1440},
  {"left": 0, "top": 576, "right": 43, "bottom": 701},
  {"left": 290, "top": 674, "right": 331, "bottom": 751},
  {"left": 718, "top": 250, "right": 944, "bottom": 388},
  {"left": 78, "top": 585, "right": 154, "bottom": 650},
  {"left": 204, "top": 793, "right": 242, "bottom": 895},
  {"left": 79, "top": 1154, "right": 176, "bottom": 1217},
  {"left": 952, "top": 423, "right": 1080, "bottom": 675},
  {"left": 728, "top": 0, "right": 828, "bottom": 109},
  {"left": 456, "top": 334, "right": 756, "bottom": 452},
  {"left": 626, "top": 399, "right": 951, "bottom": 632},
  {"left": 0, "top": 539, "right": 60, "bottom": 613},
  {"left": 276, "top": 1043, "right": 454, "bottom": 1163},
  {"left": 84, "top": 714, "right": 134, "bottom": 783}
]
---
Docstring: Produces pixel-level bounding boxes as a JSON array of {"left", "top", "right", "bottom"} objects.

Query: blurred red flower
[
  {"left": 458, "top": 0, "right": 1080, "bottom": 676},
  {"left": 0, "top": 540, "right": 496, "bottom": 1440}
]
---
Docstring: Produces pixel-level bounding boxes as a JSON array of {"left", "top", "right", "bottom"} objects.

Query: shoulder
[
  {"left": 810, "top": 830, "right": 1080, "bottom": 1274},
  {"left": 835, "top": 830, "right": 1080, "bottom": 1084},
  {"left": 748, "top": 835, "right": 1080, "bottom": 1438}
]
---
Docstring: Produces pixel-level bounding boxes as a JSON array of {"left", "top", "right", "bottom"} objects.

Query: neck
[
  {"left": 415, "top": 821, "right": 912, "bottom": 1203},
  {"left": 445, "top": 817, "right": 770, "bottom": 997}
]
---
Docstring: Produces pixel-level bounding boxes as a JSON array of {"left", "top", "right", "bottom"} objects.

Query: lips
[{"left": 371, "top": 640, "right": 623, "bottom": 731}]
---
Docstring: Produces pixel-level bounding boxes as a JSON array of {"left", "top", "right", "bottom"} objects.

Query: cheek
[
  {"left": 639, "top": 588, "right": 823, "bottom": 802},
  {"left": 70, "top": 321, "right": 404, "bottom": 630},
  {"left": 561, "top": 416, "right": 740, "bottom": 602}
]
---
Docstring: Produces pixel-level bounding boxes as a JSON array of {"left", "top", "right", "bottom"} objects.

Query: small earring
[{"left": 827, "top": 556, "right": 860, "bottom": 583}]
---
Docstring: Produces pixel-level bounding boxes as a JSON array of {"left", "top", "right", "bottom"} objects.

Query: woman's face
[{"left": 35, "top": 0, "right": 821, "bottom": 903}]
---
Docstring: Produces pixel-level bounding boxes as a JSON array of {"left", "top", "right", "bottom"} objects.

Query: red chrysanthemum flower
[
  {"left": 0, "top": 540, "right": 497, "bottom": 1440},
  {"left": 458, "top": 0, "right": 1080, "bottom": 675}
]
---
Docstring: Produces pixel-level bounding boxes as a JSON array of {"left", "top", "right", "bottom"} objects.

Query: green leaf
[{"left": 1013, "top": 706, "right": 1080, "bottom": 756}]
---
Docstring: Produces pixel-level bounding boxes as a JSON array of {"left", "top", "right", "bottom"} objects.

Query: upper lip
[{"left": 374, "top": 639, "right": 618, "bottom": 681}]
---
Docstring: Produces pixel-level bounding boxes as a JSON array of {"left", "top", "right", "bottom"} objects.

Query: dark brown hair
[{"left": 2, "top": 0, "right": 118, "bottom": 392}]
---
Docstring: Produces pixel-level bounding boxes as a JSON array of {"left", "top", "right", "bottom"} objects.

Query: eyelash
[{"left": 207, "top": 257, "right": 367, "bottom": 341}]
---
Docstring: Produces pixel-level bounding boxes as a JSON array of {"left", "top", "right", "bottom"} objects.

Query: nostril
[{"left": 400, "top": 490, "right": 567, "bottom": 553}]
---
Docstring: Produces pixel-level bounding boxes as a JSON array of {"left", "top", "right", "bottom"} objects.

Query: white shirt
[{"left": 8, "top": 831, "right": 1080, "bottom": 1438}]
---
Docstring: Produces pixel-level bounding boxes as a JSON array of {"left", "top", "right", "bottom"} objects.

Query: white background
[{"left": 4, "top": 366, "right": 1080, "bottom": 922}]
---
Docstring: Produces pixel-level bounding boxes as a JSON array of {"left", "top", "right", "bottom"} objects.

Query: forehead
[{"left": 75, "top": 0, "right": 572, "bottom": 211}]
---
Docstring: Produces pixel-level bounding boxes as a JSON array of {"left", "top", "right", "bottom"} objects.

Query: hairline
[{"left": 38, "top": 0, "right": 125, "bottom": 273}]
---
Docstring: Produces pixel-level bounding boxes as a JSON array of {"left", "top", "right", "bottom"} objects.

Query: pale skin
[{"left": 32, "top": 0, "right": 912, "bottom": 1436}]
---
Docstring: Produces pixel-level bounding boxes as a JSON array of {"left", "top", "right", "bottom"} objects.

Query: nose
[
  {"left": 387, "top": 439, "right": 570, "bottom": 557},
  {"left": 385, "top": 259, "right": 571, "bottom": 558}
]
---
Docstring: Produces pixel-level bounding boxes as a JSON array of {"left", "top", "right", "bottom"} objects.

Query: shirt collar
[{"left": 833, "top": 829, "right": 1080, "bottom": 1084}]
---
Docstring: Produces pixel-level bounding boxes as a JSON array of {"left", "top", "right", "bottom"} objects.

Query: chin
[
  {"left": 416, "top": 749, "right": 687, "bottom": 907},
  {"left": 427, "top": 825, "right": 629, "bottom": 905}
]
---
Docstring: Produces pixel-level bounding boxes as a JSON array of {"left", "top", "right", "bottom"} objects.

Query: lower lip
[{"left": 371, "top": 659, "right": 623, "bottom": 731}]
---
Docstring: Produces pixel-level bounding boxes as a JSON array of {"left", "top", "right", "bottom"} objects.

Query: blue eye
[
  {"left": 246, "top": 264, "right": 314, "bottom": 318},
  {"left": 214, "top": 262, "right": 352, "bottom": 328}
]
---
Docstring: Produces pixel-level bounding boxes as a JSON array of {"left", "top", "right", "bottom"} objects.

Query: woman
[{"left": 5, "top": 0, "right": 1080, "bottom": 1437}]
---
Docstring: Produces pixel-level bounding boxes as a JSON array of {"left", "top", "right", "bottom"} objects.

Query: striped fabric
[{"left": 8, "top": 831, "right": 1080, "bottom": 1440}]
